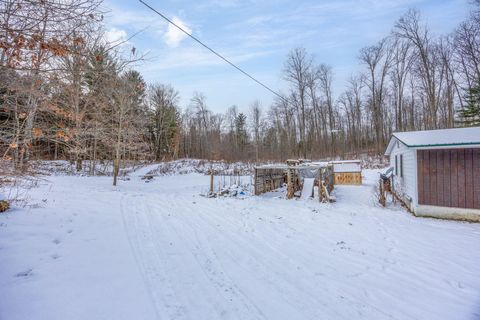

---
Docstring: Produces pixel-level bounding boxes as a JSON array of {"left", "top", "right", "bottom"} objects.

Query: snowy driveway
[{"left": 1, "top": 169, "right": 479, "bottom": 320}]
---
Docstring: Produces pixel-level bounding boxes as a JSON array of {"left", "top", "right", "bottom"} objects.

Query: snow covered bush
[{"left": 146, "top": 159, "right": 254, "bottom": 176}]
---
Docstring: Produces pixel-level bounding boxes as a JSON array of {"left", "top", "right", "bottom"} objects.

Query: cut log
[{"left": 0, "top": 200, "right": 9, "bottom": 212}]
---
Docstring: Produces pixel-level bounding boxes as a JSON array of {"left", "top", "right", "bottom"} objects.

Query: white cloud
[
  {"left": 163, "top": 16, "right": 192, "bottom": 48},
  {"left": 105, "top": 27, "right": 127, "bottom": 45},
  {"left": 137, "top": 45, "right": 273, "bottom": 74},
  {"left": 195, "top": 0, "right": 242, "bottom": 10}
]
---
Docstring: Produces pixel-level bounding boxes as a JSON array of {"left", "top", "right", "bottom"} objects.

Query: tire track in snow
[
  {"left": 121, "top": 182, "right": 402, "bottom": 320},
  {"left": 167, "top": 195, "right": 403, "bottom": 320},
  {"left": 143, "top": 194, "right": 267, "bottom": 320},
  {"left": 124, "top": 190, "right": 264, "bottom": 320},
  {"left": 160, "top": 195, "right": 353, "bottom": 319},
  {"left": 120, "top": 193, "right": 189, "bottom": 320}
]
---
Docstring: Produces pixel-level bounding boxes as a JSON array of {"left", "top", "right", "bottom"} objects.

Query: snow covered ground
[{"left": 1, "top": 166, "right": 479, "bottom": 320}]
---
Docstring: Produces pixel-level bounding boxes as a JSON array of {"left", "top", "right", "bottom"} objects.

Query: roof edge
[
  {"left": 384, "top": 136, "right": 401, "bottom": 156},
  {"left": 408, "top": 142, "right": 480, "bottom": 148}
]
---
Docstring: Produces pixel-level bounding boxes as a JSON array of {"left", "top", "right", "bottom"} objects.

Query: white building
[{"left": 384, "top": 127, "right": 480, "bottom": 222}]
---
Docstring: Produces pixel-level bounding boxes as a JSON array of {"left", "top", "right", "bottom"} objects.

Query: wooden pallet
[{"left": 334, "top": 172, "right": 362, "bottom": 185}]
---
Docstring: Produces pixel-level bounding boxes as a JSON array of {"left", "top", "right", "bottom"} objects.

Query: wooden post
[
  {"left": 287, "top": 168, "right": 294, "bottom": 199},
  {"left": 254, "top": 168, "right": 257, "bottom": 195},
  {"left": 318, "top": 177, "right": 322, "bottom": 202},
  {"left": 210, "top": 170, "right": 214, "bottom": 194},
  {"left": 379, "top": 178, "right": 386, "bottom": 206}
]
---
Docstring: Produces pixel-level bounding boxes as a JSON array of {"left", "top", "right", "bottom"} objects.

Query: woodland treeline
[{"left": 1, "top": 0, "right": 480, "bottom": 181}]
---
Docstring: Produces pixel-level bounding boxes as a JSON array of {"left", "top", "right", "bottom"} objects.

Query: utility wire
[{"left": 138, "top": 0, "right": 287, "bottom": 103}]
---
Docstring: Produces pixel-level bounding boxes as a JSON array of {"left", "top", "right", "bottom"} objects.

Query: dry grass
[{"left": 0, "top": 160, "right": 42, "bottom": 209}]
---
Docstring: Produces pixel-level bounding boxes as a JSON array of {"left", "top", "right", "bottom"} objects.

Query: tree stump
[{"left": 0, "top": 200, "right": 9, "bottom": 212}]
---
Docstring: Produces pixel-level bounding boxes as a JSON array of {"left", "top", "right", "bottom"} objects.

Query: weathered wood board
[
  {"left": 254, "top": 168, "right": 286, "bottom": 195},
  {"left": 334, "top": 172, "right": 362, "bottom": 185}
]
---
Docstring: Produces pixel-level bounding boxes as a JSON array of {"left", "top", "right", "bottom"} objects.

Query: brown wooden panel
[
  {"left": 417, "top": 150, "right": 425, "bottom": 204},
  {"left": 465, "top": 149, "right": 474, "bottom": 209},
  {"left": 417, "top": 148, "right": 480, "bottom": 209},
  {"left": 450, "top": 150, "right": 459, "bottom": 208},
  {"left": 443, "top": 150, "right": 452, "bottom": 208},
  {"left": 457, "top": 149, "right": 466, "bottom": 208},
  {"left": 436, "top": 150, "right": 444, "bottom": 207},
  {"left": 334, "top": 172, "right": 362, "bottom": 185},
  {"left": 429, "top": 150, "right": 438, "bottom": 205},
  {"left": 424, "top": 150, "right": 431, "bottom": 205},
  {"left": 474, "top": 148, "right": 480, "bottom": 209}
]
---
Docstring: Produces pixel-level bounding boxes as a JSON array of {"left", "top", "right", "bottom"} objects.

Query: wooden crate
[
  {"left": 254, "top": 168, "right": 287, "bottom": 195},
  {"left": 334, "top": 172, "right": 362, "bottom": 185}
]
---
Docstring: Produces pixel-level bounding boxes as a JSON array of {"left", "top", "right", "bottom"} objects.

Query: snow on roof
[
  {"left": 331, "top": 160, "right": 361, "bottom": 164},
  {"left": 255, "top": 162, "right": 331, "bottom": 170},
  {"left": 254, "top": 164, "right": 288, "bottom": 169},
  {"left": 386, "top": 127, "right": 480, "bottom": 154}
]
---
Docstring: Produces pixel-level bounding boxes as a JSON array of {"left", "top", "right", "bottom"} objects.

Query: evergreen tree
[
  {"left": 147, "top": 84, "right": 180, "bottom": 160},
  {"left": 235, "top": 113, "right": 248, "bottom": 152},
  {"left": 458, "top": 86, "right": 480, "bottom": 126}
]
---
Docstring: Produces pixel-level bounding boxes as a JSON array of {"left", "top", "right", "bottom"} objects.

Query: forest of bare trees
[
  {"left": 2, "top": 0, "right": 480, "bottom": 180},
  {"left": 181, "top": 4, "right": 480, "bottom": 161}
]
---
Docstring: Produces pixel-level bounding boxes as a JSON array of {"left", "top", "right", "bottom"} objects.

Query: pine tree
[
  {"left": 235, "top": 113, "right": 248, "bottom": 152},
  {"left": 458, "top": 86, "right": 480, "bottom": 126}
]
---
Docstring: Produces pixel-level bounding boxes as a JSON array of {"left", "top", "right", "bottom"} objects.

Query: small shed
[
  {"left": 384, "top": 127, "right": 480, "bottom": 222},
  {"left": 332, "top": 160, "right": 362, "bottom": 185}
]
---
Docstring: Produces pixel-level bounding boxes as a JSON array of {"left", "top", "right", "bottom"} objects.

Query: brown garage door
[{"left": 417, "top": 148, "right": 480, "bottom": 209}]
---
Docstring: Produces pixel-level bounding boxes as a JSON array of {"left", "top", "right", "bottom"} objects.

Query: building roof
[
  {"left": 385, "top": 127, "right": 480, "bottom": 155},
  {"left": 254, "top": 163, "right": 330, "bottom": 170},
  {"left": 331, "top": 160, "right": 361, "bottom": 164}
]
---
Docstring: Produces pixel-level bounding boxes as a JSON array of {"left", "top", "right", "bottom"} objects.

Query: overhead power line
[{"left": 138, "top": 0, "right": 287, "bottom": 103}]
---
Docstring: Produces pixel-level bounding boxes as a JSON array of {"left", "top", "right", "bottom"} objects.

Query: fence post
[
  {"left": 254, "top": 168, "right": 257, "bottom": 195},
  {"left": 287, "top": 168, "right": 294, "bottom": 199},
  {"left": 210, "top": 170, "right": 214, "bottom": 194}
]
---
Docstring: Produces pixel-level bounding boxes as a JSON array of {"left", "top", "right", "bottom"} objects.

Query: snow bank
[
  {"left": 144, "top": 159, "right": 254, "bottom": 176},
  {"left": 24, "top": 157, "right": 387, "bottom": 178},
  {"left": 30, "top": 160, "right": 147, "bottom": 177}
]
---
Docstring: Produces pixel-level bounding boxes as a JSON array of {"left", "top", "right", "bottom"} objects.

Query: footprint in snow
[
  {"left": 51, "top": 253, "right": 60, "bottom": 260},
  {"left": 67, "top": 229, "right": 73, "bottom": 234},
  {"left": 52, "top": 239, "right": 61, "bottom": 245},
  {"left": 15, "top": 269, "right": 33, "bottom": 278},
  {"left": 445, "top": 279, "right": 466, "bottom": 290}
]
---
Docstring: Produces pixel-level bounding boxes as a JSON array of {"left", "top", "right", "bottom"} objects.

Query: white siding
[{"left": 389, "top": 139, "right": 417, "bottom": 210}]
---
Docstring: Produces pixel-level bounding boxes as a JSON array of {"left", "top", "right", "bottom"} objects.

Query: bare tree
[
  {"left": 283, "top": 48, "right": 312, "bottom": 159},
  {"left": 389, "top": 37, "right": 413, "bottom": 131},
  {"left": 316, "top": 64, "right": 336, "bottom": 154},
  {"left": 359, "top": 38, "right": 392, "bottom": 152},
  {"left": 394, "top": 9, "right": 440, "bottom": 128},
  {"left": 249, "top": 100, "right": 262, "bottom": 163}
]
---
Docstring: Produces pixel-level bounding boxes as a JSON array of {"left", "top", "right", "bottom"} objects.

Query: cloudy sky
[{"left": 104, "top": 0, "right": 470, "bottom": 113}]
